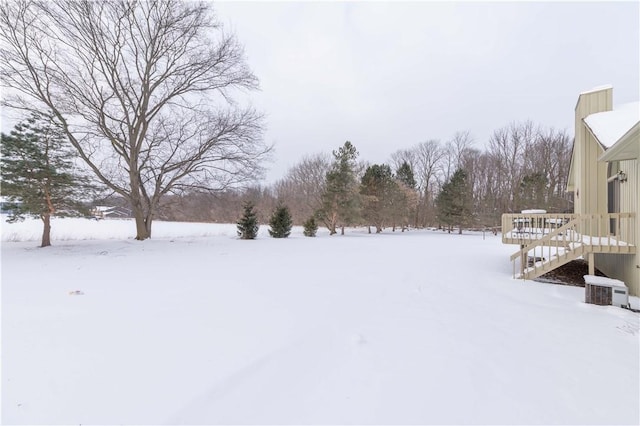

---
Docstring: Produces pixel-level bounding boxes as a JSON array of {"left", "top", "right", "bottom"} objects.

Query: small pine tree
[
  {"left": 303, "top": 216, "right": 318, "bottom": 237},
  {"left": 268, "top": 204, "right": 293, "bottom": 238},
  {"left": 237, "top": 202, "right": 259, "bottom": 239}
]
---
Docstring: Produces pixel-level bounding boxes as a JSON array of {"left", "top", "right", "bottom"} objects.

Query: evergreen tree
[
  {"left": 0, "top": 113, "right": 96, "bottom": 247},
  {"left": 268, "top": 204, "right": 293, "bottom": 238},
  {"left": 396, "top": 161, "right": 417, "bottom": 189},
  {"left": 237, "top": 202, "right": 259, "bottom": 239},
  {"left": 319, "top": 141, "right": 361, "bottom": 235},
  {"left": 303, "top": 216, "right": 318, "bottom": 237},
  {"left": 360, "top": 164, "right": 395, "bottom": 233},
  {"left": 519, "top": 172, "right": 548, "bottom": 210},
  {"left": 388, "top": 178, "right": 413, "bottom": 231},
  {"left": 394, "top": 162, "right": 418, "bottom": 230},
  {"left": 435, "top": 169, "right": 472, "bottom": 234}
]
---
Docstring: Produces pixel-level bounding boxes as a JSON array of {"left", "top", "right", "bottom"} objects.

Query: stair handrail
[
  {"left": 522, "top": 244, "right": 586, "bottom": 279},
  {"left": 510, "top": 216, "right": 581, "bottom": 261}
]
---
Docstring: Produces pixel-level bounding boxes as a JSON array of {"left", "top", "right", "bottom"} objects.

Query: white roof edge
[
  {"left": 583, "top": 101, "right": 640, "bottom": 148},
  {"left": 582, "top": 119, "right": 608, "bottom": 151},
  {"left": 598, "top": 122, "right": 640, "bottom": 162},
  {"left": 579, "top": 84, "right": 613, "bottom": 95}
]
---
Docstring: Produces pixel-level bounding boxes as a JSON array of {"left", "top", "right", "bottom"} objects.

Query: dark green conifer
[
  {"left": 319, "top": 141, "right": 361, "bottom": 235},
  {"left": 0, "top": 113, "right": 97, "bottom": 247},
  {"left": 303, "top": 216, "right": 318, "bottom": 237},
  {"left": 396, "top": 161, "right": 417, "bottom": 189},
  {"left": 268, "top": 204, "right": 293, "bottom": 238},
  {"left": 237, "top": 202, "right": 259, "bottom": 239},
  {"left": 435, "top": 169, "right": 472, "bottom": 234}
]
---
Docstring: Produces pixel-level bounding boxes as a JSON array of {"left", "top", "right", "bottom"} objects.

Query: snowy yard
[{"left": 2, "top": 218, "right": 639, "bottom": 424}]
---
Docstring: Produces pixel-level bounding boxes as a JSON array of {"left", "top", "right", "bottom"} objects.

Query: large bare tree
[{"left": 0, "top": 0, "right": 270, "bottom": 239}]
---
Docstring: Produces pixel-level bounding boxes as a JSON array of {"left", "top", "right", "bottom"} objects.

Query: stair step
[{"left": 522, "top": 246, "right": 585, "bottom": 280}]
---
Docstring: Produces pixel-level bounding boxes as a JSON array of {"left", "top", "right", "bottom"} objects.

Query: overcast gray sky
[
  {"left": 0, "top": 1, "right": 637, "bottom": 184},
  {"left": 212, "top": 0, "right": 639, "bottom": 183}
]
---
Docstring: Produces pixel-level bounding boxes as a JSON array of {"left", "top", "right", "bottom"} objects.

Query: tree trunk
[
  {"left": 325, "top": 211, "right": 337, "bottom": 235},
  {"left": 134, "top": 215, "right": 150, "bottom": 240},
  {"left": 341, "top": 226, "right": 345, "bottom": 235},
  {"left": 327, "top": 220, "right": 336, "bottom": 235},
  {"left": 41, "top": 213, "right": 51, "bottom": 247},
  {"left": 145, "top": 214, "right": 153, "bottom": 238},
  {"left": 42, "top": 189, "right": 55, "bottom": 247},
  {"left": 131, "top": 199, "right": 152, "bottom": 240}
]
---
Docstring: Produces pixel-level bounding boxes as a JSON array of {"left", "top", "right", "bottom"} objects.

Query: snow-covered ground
[{"left": 2, "top": 217, "right": 639, "bottom": 424}]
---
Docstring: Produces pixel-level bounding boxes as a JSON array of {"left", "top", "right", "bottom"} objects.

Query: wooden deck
[{"left": 501, "top": 213, "right": 636, "bottom": 280}]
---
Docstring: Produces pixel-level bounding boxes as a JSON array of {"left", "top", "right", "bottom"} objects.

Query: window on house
[{"left": 607, "top": 162, "right": 621, "bottom": 235}]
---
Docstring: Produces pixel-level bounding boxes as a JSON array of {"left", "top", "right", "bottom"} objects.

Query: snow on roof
[
  {"left": 583, "top": 275, "right": 627, "bottom": 289},
  {"left": 579, "top": 84, "right": 613, "bottom": 95},
  {"left": 583, "top": 101, "right": 640, "bottom": 148}
]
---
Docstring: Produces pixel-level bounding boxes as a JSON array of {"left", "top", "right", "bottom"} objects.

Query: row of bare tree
[{"left": 155, "top": 122, "right": 571, "bottom": 230}]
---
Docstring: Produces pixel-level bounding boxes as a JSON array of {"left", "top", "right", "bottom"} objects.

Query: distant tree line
[
  {"left": 152, "top": 122, "right": 571, "bottom": 235},
  {"left": 2, "top": 112, "right": 572, "bottom": 242}
]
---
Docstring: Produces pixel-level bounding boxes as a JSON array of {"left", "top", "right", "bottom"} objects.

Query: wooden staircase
[
  {"left": 506, "top": 213, "right": 636, "bottom": 280},
  {"left": 510, "top": 216, "right": 584, "bottom": 280}
]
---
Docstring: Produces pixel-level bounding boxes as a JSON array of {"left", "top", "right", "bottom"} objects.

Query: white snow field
[{"left": 2, "top": 217, "right": 639, "bottom": 425}]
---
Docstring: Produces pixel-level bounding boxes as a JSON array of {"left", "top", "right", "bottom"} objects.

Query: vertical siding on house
[
  {"left": 595, "top": 159, "right": 639, "bottom": 295},
  {"left": 595, "top": 253, "right": 639, "bottom": 296},
  {"left": 573, "top": 88, "right": 612, "bottom": 216},
  {"left": 574, "top": 87, "right": 640, "bottom": 296},
  {"left": 620, "top": 159, "right": 638, "bottom": 214}
]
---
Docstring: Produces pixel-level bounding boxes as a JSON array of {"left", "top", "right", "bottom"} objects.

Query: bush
[
  {"left": 268, "top": 204, "right": 292, "bottom": 238},
  {"left": 303, "top": 216, "right": 318, "bottom": 237},
  {"left": 237, "top": 202, "right": 259, "bottom": 239}
]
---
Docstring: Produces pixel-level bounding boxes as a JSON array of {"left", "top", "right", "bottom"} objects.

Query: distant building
[{"left": 90, "top": 205, "right": 131, "bottom": 219}]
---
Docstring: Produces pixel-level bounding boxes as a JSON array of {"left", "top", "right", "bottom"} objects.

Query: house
[
  {"left": 501, "top": 85, "right": 639, "bottom": 296},
  {"left": 90, "top": 205, "right": 132, "bottom": 219}
]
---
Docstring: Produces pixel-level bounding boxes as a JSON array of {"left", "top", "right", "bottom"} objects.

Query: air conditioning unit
[
  {"left": 612, "top": 286, "right": 629, "bottom": 309},
  {"left": 584, "top": 275, "right": 629, "bottom": 308}
]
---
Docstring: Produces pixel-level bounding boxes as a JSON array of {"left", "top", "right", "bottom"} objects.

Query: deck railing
[
  {"left": 501, "top": 212, "right": 636, "bottom": 249},
  {"left": 502, "top": 212, "right": 636, "bottom": 279}
]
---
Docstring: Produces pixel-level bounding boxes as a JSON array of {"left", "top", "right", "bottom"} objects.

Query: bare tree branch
[{"left": 0, "top": 0, "right": 270, "bottom": 239}]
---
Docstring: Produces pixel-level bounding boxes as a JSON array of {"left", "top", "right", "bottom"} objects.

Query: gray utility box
[{"left": 584, "top": 275, "right": 629, "bottom": 308}]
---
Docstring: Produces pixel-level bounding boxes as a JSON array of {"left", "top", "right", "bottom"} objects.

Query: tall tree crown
[
  {"left": 396, "top": 161, "right": 416, "bottom": 189},
  {"left": 0, "top": 0, "right": 270, "bottom": 240}
]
